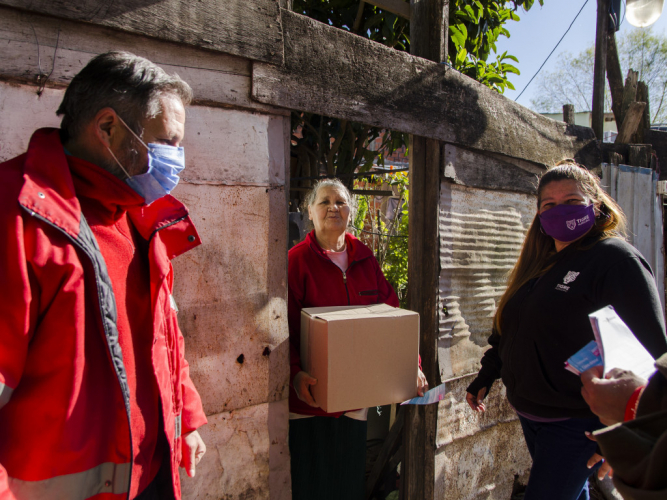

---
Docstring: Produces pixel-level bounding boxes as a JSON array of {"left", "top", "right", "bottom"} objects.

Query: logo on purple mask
[{"left": 539, "top": 204, "right": 595, "bottom": 242}]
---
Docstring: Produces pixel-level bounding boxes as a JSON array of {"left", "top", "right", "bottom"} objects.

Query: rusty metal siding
[{"left": 438, "top": 181, "right": 536, "bottom": 379}]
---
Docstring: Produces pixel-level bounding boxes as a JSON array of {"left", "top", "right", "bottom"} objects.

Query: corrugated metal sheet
[
  {"left": 601, "top": 163, "right": 665, "bottom": 310},
  {"left": 438, "top": 182, "right": 536, "bottom": 378}
]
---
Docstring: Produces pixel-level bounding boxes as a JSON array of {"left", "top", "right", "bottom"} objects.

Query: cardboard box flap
[{"left": 305, "top": 303, "right": 414, "bottom": 321}]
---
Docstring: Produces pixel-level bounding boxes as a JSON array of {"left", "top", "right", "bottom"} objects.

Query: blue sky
[{"left": 494, "top": 0, "right": 667, "bottom": 110}]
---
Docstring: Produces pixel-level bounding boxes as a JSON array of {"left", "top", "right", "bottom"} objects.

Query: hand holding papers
[{"left": 565, "top": 305, "right": 656, "bottom": 380}]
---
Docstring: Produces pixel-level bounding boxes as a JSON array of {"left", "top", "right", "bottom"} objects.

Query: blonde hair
[{"left": 493, "top": 160, "right": 627, "bottom": 334}]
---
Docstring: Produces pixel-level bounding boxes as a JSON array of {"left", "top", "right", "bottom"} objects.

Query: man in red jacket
[{"left": 0, "top": 52, "right": 207, "bottom": 499}]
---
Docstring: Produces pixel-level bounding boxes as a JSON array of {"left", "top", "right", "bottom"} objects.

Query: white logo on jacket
[
  {"left": 563, "top": 271, "right": 580, "bottom": 284},
  {"left": 555, "top": 271, "right": 580, "bottom": 292}
]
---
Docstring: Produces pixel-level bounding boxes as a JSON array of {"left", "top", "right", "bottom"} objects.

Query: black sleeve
[
  {"left": 466, "top": 330, "right": 502, "bottom": 399},
  {"left": 597, "top": 255, "right": 667, "bottom": 360}
]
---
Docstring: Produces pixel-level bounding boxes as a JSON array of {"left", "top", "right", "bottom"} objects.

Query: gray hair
[
  {"left": 57, "top": 51, "right": 193, "bottom": 141},
  {"left": 302, "top": 178, "right": 358, "bottom": 229}
]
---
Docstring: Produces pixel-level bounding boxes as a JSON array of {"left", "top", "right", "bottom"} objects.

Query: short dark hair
[{"left": 57, "top": 51, "right": 193, "bottom": 141}]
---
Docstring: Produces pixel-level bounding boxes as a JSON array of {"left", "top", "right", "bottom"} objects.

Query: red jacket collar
[
  {"left": 17, "top": 128, "right": 201, "bottom": 256},
  {"left": 305, "top": 230, "right": 373, "bottom": 263}
]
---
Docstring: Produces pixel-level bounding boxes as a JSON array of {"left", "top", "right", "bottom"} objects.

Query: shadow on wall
[{"left": 172, "top": 183, "right": 290, "bottom": 418}]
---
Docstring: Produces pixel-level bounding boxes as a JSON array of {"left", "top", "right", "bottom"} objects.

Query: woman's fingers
[
  {"left": 598, "top": 460, "right": 613, "bottom": 480},
  {"left": 417, "top": 369, "right": 428, "bottom": 396},
  {"left": 294, "top": 371, "right": 319, "bottom": 407},
  {"left": 587, "top": 452, "right": 613, "bottom": 480},
  {"left": 466, "top": 391, "right": 486, "bottom": 413}
]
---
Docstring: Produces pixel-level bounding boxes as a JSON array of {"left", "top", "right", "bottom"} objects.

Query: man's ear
[
  {"left": 92, "top": 108, "right": 122, "bottom": 149},
  {"left": 307, "top": 206, "right": 313, "bottom": 221}
]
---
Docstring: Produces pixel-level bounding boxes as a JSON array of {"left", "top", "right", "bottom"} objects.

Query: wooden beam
[
  {"left": 620, "top": 69, "right": 639, "bottom": 125},
  {"left": 252, "top": 10, "right": 600, "bottom": 168},
  {"left": 645, "top": 129, "right": 667, "bottom": 180},
  {"left": 366, "top": 0, "right": 411, "bottom": 19},
  {"left": 0, "top": 0, "right": 284, "bottom": 65},
  {"left": 563, "top": 104, "right": 575, "bottom": 125},
  {"left": 592, "top": 0, "right": 609, "bottom": 139},
  {"left": 632, "top": 81, "right": 650, "bottom": 143},
  {"left": 628, "top": 144, "right": 652, "bottom": 169},
  {"left": 0, "top": 7, "right": 288, "bottom": 116},
  {"left": 615, "top": 101, "right": 646, "bottom": 144},
  {"left": 606, "top": 31, "right": 624, "bottom": 126},
  {"left": 443, "top": 144, "right": 541, "bottom": 194},
  {"left": 365, "top": 407, "right": 405, "bottom": 499},
  {"left": 403, "top": 136, "right": 440, "bottom": 500},
  {"left": 400, "top": 3, "right": 447, "bottom": 499}
]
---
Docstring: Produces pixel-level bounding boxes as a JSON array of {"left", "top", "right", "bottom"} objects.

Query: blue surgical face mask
[{"left": 107, "top": 115, "right": 185, "bottom": 205}]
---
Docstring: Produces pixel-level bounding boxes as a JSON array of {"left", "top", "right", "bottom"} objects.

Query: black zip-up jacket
[{"left": 467, "top": 236, "right": 667, "bottom": 419}]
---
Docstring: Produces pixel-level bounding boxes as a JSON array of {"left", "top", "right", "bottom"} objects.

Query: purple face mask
[{"left": 539, "top": 204, "right": 595, "bottom": 242}]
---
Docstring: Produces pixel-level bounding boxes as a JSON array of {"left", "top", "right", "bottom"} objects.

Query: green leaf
[
  {"left": 449, "top": 24, "right": 468, "bottom": 48},
  {"left": 486, "top": 75, "right": 505, "bottom": 84},
  {"left": 501, "top": 63, "right": 520, "bottom": 74},
  {"left": 456, "top": 47, "right": 468, "bottom": 65},
  {"left": 464, "top": 5, "right": 477, "bottom": 20}
]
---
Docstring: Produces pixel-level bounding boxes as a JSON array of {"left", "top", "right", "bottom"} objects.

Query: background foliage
[
  {"left": 353, "top": 173, "right": 410, "bottom": 307},
  {"left": 531, "top": 28, "right": 667, "bottom": 123}
]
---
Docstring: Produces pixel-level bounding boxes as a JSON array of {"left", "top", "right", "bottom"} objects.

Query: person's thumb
[{"left": 306, "top": 375, "right": 317, "bottom": 385}]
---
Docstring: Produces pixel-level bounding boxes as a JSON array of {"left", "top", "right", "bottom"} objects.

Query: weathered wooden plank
[
  {"left": 628, "top": 144, "right": 652, "bottom": 169},
  {"left": 0, "top": 0, "right": 284, "bottom": 65},
  {"left": 368, "top": 0, "right": 411, "bottom": 19},
  {"left": 606, "top": 31, "right": 624, "bottom": 126},
  {"left": 443, "top": 144, "right": 541, "bottom": 194},
  {"left": 252, "top": 10, "right": 600, "bottom": 168},
  {"left": 615, "top": 101, "right": 646, "bottom": 144},
  {"left": 645, "top": 129, "right": 667, "bottom": 180},
  {"left": 365, "top": 407, "right": 405, "bottom": 499},
  {"left": 563, "top": 104, "right": 575, "bottom": 125},
  {"left": 632, "top": 81, "right": 650, "bottom": 143},
  {"left": 620, "top": 69, "right": 639, "bottom": 125},
  {"left": 402, "top": 4, "right": 447, "bottom": 498},
  {"left": 0, "top": 7, "right": 288, "bottom": 116},
  {"left": 592, "top": 0, "right": 609, "bottom": 139}
]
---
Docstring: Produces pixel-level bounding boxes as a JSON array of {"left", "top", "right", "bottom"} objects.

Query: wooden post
[
  {"left": 629, "top": 145, "right": 652, "bottom": 169},
  {"left": 620, "top": 70, "right": 639, "bottom": 123},
  {"left": 402, "top": 1, "right": 448, "bottom": 499},
  {"left": 563, "top": 104, "right": 575, "bottom": 125},
  {"left": 606, "top": 31, "right": 624, "bottom": 126},
  {"left": 592, "top": 0, "right": 610, "bottom": 140},
  {"left": 615, "top": 101, "right": 647, "bottom": 143},
  {"left": 632, "top": 81, "right": 650, "bottom": 143}
]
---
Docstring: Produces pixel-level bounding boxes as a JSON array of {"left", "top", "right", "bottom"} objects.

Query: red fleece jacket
[
  {"left": 69, "top": 155, "right": 162, "bottom": 498},
  {"left": 288, "top": 231, "right": 399, "bottom": 417}
]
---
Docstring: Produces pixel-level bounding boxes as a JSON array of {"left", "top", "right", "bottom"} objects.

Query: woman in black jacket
[{"left": 466, "top": 160, "right": 667, "bottom": 500}]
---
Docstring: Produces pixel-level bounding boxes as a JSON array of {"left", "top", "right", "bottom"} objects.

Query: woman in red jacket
[{"left": 288, "top": 178, "right": 426, "bottom": 500}]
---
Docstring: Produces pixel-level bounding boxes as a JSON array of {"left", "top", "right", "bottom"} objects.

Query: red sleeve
[
  {"left": 177, "top": 324, "right": 207, "bottom": 434},
  {"left": 375, "top": 258, "right": 399, "bottom": 307},
  {"left": 0, "top": 207, "right": 34, "bottom": 408},
  {"left": 0, "top": 172, "right": 36, "bottom": 498}
]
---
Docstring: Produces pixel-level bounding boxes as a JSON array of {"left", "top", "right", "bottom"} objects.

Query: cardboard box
[{"left": 300, "top": 303, "right": 419, "bottom": 413}]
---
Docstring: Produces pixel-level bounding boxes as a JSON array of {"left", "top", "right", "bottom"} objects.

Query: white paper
[
  {"left": 588, "top": 305, "right": 656, "bottom": 380},
  {"left": 401, "top": 383, "right": 446, "bottom": 405}
]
